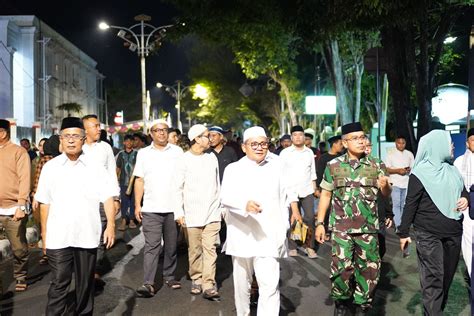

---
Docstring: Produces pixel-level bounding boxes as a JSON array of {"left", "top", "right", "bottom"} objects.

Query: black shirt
[
  {"left": 398, "top": 174, "right": 467, "bottom": 238},
  {"left": 207, "top": 145, "right": 238, "bottom": 183},
  {"left": 316, "top": 152, "right": 340, "bottom": 188}
]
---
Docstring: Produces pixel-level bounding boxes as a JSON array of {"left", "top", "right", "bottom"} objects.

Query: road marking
[{"left": 105, "top": 228, "right": 145, "bottom": 315}]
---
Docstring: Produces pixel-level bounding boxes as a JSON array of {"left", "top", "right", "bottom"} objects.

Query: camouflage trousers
[{"left": 330, "top": 231, "right": 380, "bottom": 305}]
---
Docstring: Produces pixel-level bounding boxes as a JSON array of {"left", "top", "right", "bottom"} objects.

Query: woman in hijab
[{"left": 398, "top": 130, "right": 469, "bottom": 315}]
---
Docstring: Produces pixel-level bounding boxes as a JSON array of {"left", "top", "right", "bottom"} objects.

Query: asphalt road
[{"left": 0, "top": 226, "right": 470, "bottom": 316}]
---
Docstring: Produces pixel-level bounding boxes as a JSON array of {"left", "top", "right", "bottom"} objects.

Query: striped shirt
[{"left": 173, "top": 151, "right": 221, "bottom": 227}]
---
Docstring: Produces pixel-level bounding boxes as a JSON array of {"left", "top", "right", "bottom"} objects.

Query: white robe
[
  {"left": 454, "top": 151, "right": 474, "bottom": 276},
  {"left": 220, "top": 154, "right": 294, "bottom": 258}
]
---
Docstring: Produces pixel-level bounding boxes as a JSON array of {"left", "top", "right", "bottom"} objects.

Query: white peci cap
[
  {"left": 188, "top": 124, "right": 207, "bottom": 141},
  {"left": 243, "top": 126, "right": 267, "bottom": 142}
]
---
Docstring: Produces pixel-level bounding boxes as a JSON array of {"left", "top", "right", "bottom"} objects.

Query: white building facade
[{"left": 0, "top": 15, "right": 105, "bottom": 141}]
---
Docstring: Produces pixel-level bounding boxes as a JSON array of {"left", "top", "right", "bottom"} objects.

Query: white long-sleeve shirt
[
  {"left": 279, "top": 145, "right": 316, "bottom": 198},
  {"left": 220, "top": 154, "right": 295, "bottom": 258},
  {"left": 174, "top": 151, "right": 221, "bottom": 227},
  {"left": 35, "top": 153, "right": 117, "bottom": 249}
]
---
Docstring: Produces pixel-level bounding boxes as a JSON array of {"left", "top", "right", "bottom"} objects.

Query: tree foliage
[{"left": 56, "top": 102, "right": 83, "bottom": 117}]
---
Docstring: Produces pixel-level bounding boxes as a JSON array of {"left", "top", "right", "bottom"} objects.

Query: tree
[
  {"left": 56, "top": 102, "right": 83, "bottom": 117},
  {"left": 380, "top": 1, "right": 469, "bottom": 150},
  {"left": 168, "top": 0, "right": 304, "bottom": 125},
  {"left": 105, "top": 80, "right": 142, "bottom": 124}
]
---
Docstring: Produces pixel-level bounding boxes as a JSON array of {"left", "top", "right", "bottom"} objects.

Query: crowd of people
[{"left": 0, "top": 115, "right": 473, "bottom": 316}]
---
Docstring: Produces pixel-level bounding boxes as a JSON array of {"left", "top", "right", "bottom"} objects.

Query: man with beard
[{"left": 206, "top": 126, "right": 238, "bottom": 183}]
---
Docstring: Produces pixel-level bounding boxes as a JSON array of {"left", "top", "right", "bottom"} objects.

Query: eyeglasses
[
  {"left": 345, "top": 135, "right": 367, "bottom": 142},
  {"left": 199, "top": 134, "right": 210, "bottom": 139},
  {"left": 60, "top": 134, "right": 84, "bottom": 141},
  {"left": 151, "top": 128, "right": 168, "bottom": 134},
  {"left": 248, "top": 141, "right": 269, "bottom": 150}
]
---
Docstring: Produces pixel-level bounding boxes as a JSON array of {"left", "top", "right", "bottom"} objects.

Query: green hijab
[{"left": 412, "top": 130, "right": 464, "bottom": 220}]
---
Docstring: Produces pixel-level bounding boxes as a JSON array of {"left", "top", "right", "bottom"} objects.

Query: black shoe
[
  {"left": 334, "top": 301, "right": 349, "bottom": 316},
  {"left": 136, "top": 284, "right": 155, "bottom": 298},
  {"left": 355, "top": 303, "right": 372, "bottom": 315}
]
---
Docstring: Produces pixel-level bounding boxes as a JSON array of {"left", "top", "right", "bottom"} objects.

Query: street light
[
  {"left": 98, "top": 14, "right": 173, "bottom": 134},
  {"left": 156, "top": 80, "right": 190, "bottom": 131}
]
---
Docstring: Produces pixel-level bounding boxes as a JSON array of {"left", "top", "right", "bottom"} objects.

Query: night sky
[{"left": 0, "top": 0, "right": 190, "bottom": 112}]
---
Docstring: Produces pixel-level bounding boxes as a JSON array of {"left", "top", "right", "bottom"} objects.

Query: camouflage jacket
[{"left": 320, "top": 153, "right": 388, "bottom": 233}]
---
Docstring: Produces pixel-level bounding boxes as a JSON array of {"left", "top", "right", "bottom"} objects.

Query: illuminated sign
[{"left": 305, "top": 96, "right": 337, "bottom": 115}]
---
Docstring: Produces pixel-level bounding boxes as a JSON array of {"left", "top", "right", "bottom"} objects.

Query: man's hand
[
  {"left": 313, "top": 190, "right": 321, "bottom": 198},
  {"left": 246, "top": 201, "right": 262, "bottom": 214},
  {"left": 456, "top": 197, "right": 468, "bottom": 211},
  {"left": 399, "top": 237, "right": 412, "bottom": 252},
  {"left": 377, "top": 175, "right": 389, "bottom": 189},
  {"left": 385, "top": 218, "right": 393, "bottom": 228},
  {"left": 103, "top": 226, "right": 115, "bottom": 249},
  {"left": 32, "top": 198, "right": 39, "bottom": 211},
  {"left": 12, "top": 208, "right": 26, "bottom": 221},
  {"left": 176, "top": 216, "right": 186, "bottom": 226},
  {"left": 135, "top": 205, "right": 143, "bottom": 223},
  {"left": 398, "top": 168, "right": 407, "bottom": 176},
  {"left": 315, "top": 225, "right": 326, "bottom": 244},
  {"left": 290, "top": 211, "right": 303, "bottom": 225}
]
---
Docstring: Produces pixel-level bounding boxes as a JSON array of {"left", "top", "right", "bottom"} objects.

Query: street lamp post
[
  {"left": 99, "top": 14, "right": 172, "bottom": 134},
  {"left": 156, "top": 80, "right": 190, "bottom": 131}
]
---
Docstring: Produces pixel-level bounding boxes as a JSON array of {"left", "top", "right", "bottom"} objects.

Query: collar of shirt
[
  {"left": 286, "top": 144, "right": 311, "bottom": 153},
  {"left": 149, "top": 142, "right": 172, "bottom": 151},
  {"left": 57, "top": 152, "right": 88, "bottom": 166}
]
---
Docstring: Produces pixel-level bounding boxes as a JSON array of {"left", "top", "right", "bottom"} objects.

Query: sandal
[
  {"left": 190, "top": 282, "right": 202, "bottom": 295},
  {"left": 39, "top": 255, "right": 48, "bottom": 265},
  {"left": 136, "top": 284, "right": 155, "bottom": 298},
  {"left": 15, "top": 280, "right": 27, "bottom": 292},
  {"left": 203, "top": 287, "right": 220, "bottom": 300},
  {"left": 165, "top": 280, "right": 181, "bottom": 289}
]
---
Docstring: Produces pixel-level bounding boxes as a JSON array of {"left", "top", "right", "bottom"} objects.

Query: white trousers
[
  {"left": 232, "top": 256, "right": 280, "bottom": 316},
  {"left": 462, "top": 215, "right": 473, "bottom": 276}
]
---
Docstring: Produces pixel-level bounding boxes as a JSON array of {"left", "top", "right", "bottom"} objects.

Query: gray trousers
[{"left": 142, "top": 212, "right": 177, "bottom": 285}]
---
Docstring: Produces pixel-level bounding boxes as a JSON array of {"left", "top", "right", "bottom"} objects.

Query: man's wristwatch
[
  {"left": 19, "top": 206, "right": 26, "bottom": 211},
  {"left": 315, "top": 221, "right": 325, "bottom": 228}
]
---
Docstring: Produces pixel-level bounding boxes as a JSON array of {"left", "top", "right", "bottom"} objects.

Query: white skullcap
[
  {"left": 243, "top": 126, "right": 267, "bottom": 142},
  {"left": 150, "top": 119, "right": 169, "bottom": 128},
  {"left": 188, "top": 124, "right": 207, "bottom": 141}
]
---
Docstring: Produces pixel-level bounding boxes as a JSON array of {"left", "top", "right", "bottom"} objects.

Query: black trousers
[
  {"left": 415, "top": 229, "right": 461, "bottom": 316},
  {"left": 46, "top": 247, "right": 97, "bottom": 316}
]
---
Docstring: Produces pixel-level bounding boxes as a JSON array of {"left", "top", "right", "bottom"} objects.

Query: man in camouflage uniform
[{"left": 315, "top": 122, "right": 391, "bottom": 315}]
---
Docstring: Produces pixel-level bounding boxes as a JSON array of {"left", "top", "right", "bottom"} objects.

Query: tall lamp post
[
  {"left": 156, "top": 80, "right": 190, "bottom": 131},
  {"left": 99, "top": 14, "right": 172, "bottom": 134}
]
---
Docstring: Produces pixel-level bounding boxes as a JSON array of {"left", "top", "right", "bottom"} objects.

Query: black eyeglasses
[
  {"left": 151, "top": 128, "right": 169, "bottom": 134},
  {"left": 248, "top": 141, "right": 269, "bottom": 150}
]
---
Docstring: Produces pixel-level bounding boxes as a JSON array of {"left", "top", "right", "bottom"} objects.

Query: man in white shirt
[
  {"left": 35, "top": 117, "right": 117, "bottom": 315},
  {"left": 133, "top": 119, "right": 184, "bottom": 297},
  {"left": 82, "top": 114, "right": 120, "bottom": 289},
  {"left": 174, "top": 124, "right": 221, "bottom": 299},
  {"left": 453, "top": 127, "right": 474, "bottom": 278},
  {"left": 280, "top": 125, "right": 318, "bottom": 258},
  {"left": 385, "top": 136, "right": 414, "bottom": 230},
  {"left": 221, "top": 126, "right": 297, "bottom": 316}
]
